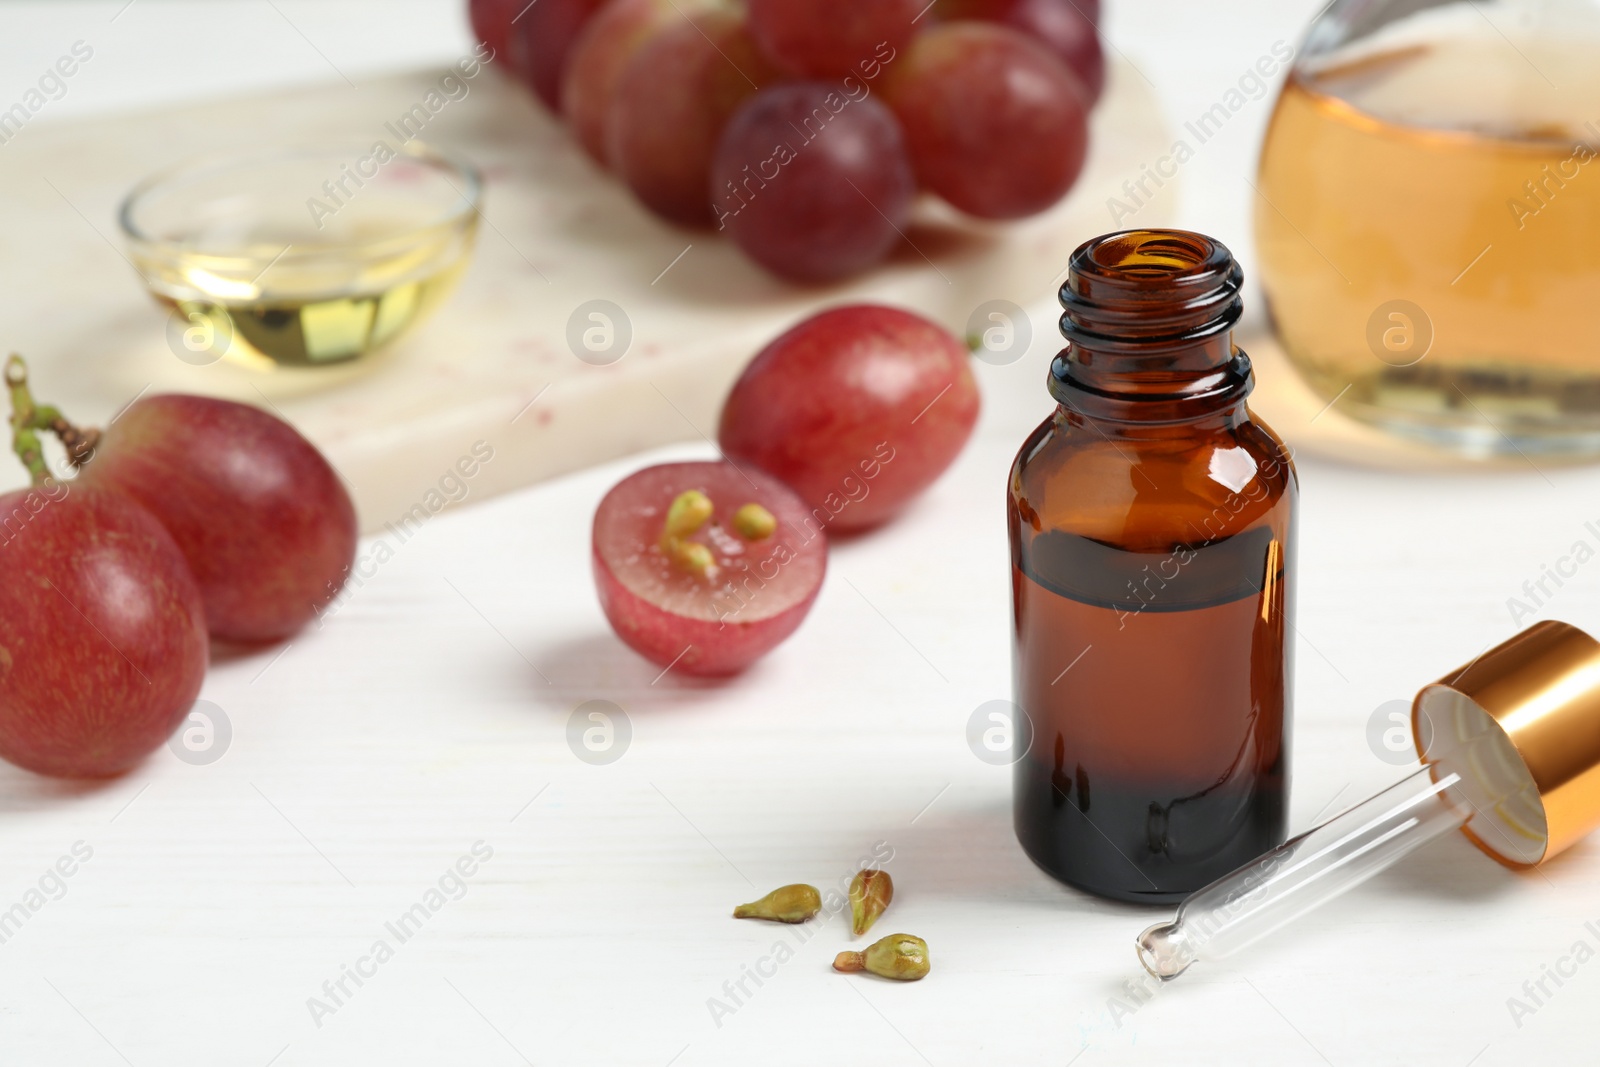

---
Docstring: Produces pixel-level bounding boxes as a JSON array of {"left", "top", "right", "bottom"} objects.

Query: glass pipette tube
[
  {"left": 1136, "top": 764, "right": 1470, "bottom": 979},
  {"left": 1133, "top": 620, "right": 1600, "bottom": 979}
]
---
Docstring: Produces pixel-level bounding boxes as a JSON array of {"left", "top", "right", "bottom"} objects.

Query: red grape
[
  {"left": 747, "top": 0, "right": 924, "bottom": 79},
  {"left": 941, "top": 0, "right": 1101, "bottom": 23},
  {"left": 0, "top": 485, "right": 206, "bottom": 777},
  {"left": 593, "top": 461, "right": 826, "bottom": 675},
  {"left": 81, "top": 396, "right": 358, "bottom": 644},
  {"left": 712, "top": 83, "right": 916, "bottom": 282},
  {"left": 718, "top": 306, "right": 979, "bottom": 531},
  {"left": 937, "top": 0, "right": 1104, "bottom": 101},
  {"left": 469, "top": 0, "right": 528, "bottom": 74},
  {"left": 513, "top": 0, "right": 613, "bottom": 109},
  {"left": 883, "top": 23, "right": 1089, "bottom": 219},
  {"left": 608, "top": 10, "right": 778, "bottom": 226},
  {"left": 563, "top": 0, "right": 699, "bottom": 165},
  {"left": 1050, "top": 0, "right": 1097, "bottom": 23}
]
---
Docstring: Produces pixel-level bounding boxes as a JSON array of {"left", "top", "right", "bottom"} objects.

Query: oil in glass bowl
[
  {"left": 1256, "top": 0, "right": 1600, "bottom": 455},
  {"left": 121, "top": 142, "right": 480, "bottom": 368}
]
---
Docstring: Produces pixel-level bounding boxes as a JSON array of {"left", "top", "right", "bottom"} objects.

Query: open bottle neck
[{"left": 1049, "top": 229, "right": 1254, "bottom": 425}]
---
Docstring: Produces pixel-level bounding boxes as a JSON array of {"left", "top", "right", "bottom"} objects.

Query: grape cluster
[
  {"left": 0, "top": 359, "right": 357, "bottom": 778},
  {"left": 471, "top": 0, "right": 1104, "bottom": 281}
]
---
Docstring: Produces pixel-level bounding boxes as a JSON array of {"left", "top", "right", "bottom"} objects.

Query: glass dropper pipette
[{"left": 1136, "top": 620, "right": 1600, "bottom": 980}]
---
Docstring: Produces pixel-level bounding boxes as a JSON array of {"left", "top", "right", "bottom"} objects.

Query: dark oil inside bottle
[{"left": 1012, "top": 528, "right": 1288, "bottom": 903}]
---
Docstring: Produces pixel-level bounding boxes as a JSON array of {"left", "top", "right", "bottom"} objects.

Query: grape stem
[
  {"left": 5, "top": 354, "right": 100, "bottom": 488},
  {"left": 6, "top": 355, "right": 48, "bottom": 486}
]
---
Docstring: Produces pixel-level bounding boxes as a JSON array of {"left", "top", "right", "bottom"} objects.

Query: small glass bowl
[{"left": 120, "top": 141, "right": 481, "bottom": 368}]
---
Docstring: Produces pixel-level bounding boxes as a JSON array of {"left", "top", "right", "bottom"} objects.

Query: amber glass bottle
[{"left": 1009, "top": 230, "right": 1296, "bottom": 904}]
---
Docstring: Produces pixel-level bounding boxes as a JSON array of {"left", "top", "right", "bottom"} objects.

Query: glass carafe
[{"left": 1256, "top": 0, "right": 1600, "bottom": 456}]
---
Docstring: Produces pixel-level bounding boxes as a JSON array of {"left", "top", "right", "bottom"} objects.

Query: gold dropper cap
[{"left": 1412, "top": 620, "right": 1600, "bottom": 867}]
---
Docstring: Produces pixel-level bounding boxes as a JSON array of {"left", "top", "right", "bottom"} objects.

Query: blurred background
[
  {"left": 0, "top": 0, "right": 1310, "bottom": 256},
  {"left": 0, "top": 0, "right": 1343, "bottom": 526}
]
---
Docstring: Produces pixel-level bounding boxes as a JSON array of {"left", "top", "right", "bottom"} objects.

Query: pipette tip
[{"left": 1136, "top": 921, "right": 1193, "bottom": 980}]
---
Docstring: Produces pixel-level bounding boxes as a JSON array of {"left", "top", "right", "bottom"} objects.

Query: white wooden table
[{"left": 3, "top": 3, "right": 1598, "bottom": 1066}]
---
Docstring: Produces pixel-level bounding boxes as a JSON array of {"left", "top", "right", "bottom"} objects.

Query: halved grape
[
  {"left": 937, "top": 0, "right": 1105, "bottom": 101},
  {"left": 564, "top": 0, "right": 701, "bottom": 165},
  {"left": 882, "top": 22, "right": 1089, "bottom": 219},
  {"left": 608, "top": 10, "right": 778, "bottom": 226},
  {"left": 513, "top": 0, "right": 613, "bottom": 109},
  {"left": 0, "top": 485, "right": 207, "bottom": 777},
  {"left": 711, "top": 83, "right": 916, "bottom": 282},
  {"left": 747, "top": 0, "right": 924, "bottom": 79},
  {"left": 718, "top": 305, "right": 979, "bottom": 531},
  {"left": 593, "top": 461, "right": 826, "bottom": 676}
]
